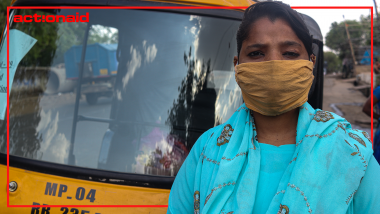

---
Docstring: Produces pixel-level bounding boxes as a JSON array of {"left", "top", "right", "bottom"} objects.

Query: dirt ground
[
  {"left": 355, "top": 65, "right": 371, "bottom": 75},
  {"left": 322, "top": 75, "right": 373, "bottom": 135}
]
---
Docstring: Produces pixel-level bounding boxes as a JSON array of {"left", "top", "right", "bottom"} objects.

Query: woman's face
[{"left": 234, "top": 17, "right": 310, "bottom": 65}]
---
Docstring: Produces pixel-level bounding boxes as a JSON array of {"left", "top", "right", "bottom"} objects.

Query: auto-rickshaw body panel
[
  {"left": 10, "top": 0, "right": 252, "bottom": 7},
  {"left": 1, "top": 165, "right": 169, "bottom": 213},
  {"left": 140, "top": 0, "right": 252, "bottom": 7}
]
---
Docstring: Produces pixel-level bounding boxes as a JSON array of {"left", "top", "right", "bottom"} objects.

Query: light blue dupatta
[{"left": 188, "top": 102, "right": 372, "bottom": 214}]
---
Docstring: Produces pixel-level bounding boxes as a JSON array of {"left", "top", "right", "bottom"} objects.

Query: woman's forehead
[{"left": 244, "top": 17, "right": 304, "bottom": 47}]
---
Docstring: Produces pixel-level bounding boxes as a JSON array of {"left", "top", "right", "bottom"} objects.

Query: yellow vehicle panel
[
  {"left": 10, "top": 0, "right": 252, "bottom": 7},
  {"left": 0, "top": 164, "right": 170, "bottom": 214},
  {"left": 151, "top": 0, "right": 251, "bottom": 7}
]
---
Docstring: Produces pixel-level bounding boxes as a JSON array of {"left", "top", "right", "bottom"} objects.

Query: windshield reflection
[{"left": 0, "top": 9, "right": 242, "bottom": 176}]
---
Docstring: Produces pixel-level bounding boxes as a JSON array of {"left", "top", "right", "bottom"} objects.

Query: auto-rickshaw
[{"left": 0, "top": 0, "right": 324, "bottom": 213}]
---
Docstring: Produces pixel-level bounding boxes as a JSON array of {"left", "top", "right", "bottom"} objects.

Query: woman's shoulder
[
  {"left": 302, "top": 102, "right": 372, "bottom": 155},
  {"left": 192, "top": 104, "right": 249, "bottom": 152},
  {"left": 197, "top": 122, "right": 230, "bottom": 146},
  {"left": 203, "top": 104, "right": 249, "bottom": 136},
  {"left": 317, "top": 110, "right": 371, "bottom": 147},
  {"left": 191, "top": 125, "right": 223, "bottom": 152}
]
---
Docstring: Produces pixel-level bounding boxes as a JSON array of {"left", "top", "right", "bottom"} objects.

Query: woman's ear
[
  {"left": 310, "top": 54, "right": 316, "bottom": 67},
  {"left": 234, "top": 56, "right": 238, "bottom": 66}
]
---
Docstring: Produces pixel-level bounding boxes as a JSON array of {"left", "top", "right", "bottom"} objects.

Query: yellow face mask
[{"left": 235, "top": 60, "right": 314, "bottom": 116}]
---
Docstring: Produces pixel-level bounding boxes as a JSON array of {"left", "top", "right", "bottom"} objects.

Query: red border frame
[{"left": 5, "top": 5, "right": 374, "bottom": 208}]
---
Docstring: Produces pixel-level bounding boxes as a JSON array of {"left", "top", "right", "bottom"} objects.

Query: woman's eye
[
  {"left": 248, "top": 51, "right": 264, "bottom": 57},
  {"left": 283, "top": 52, "right": 300, "bottom": 57}
]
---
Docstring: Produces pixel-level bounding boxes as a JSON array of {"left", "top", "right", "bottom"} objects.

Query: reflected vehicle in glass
[{"left": 0, "top": 0, "right": 324, "bottom": 213}]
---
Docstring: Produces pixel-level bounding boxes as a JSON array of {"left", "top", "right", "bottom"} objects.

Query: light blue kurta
[
  {"left": 251, "top": 143, "right": 380, "bottom": 214},
  {"left": 252, "top": 143, "right": 296, "bottom": 214},
  {"left": 167, "top": 103, "right": 377, "bottom": 213}
]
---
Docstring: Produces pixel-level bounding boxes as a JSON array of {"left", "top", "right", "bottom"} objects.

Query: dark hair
[{"left": 236, "top": 1, "right": 313, "bottom": 60}]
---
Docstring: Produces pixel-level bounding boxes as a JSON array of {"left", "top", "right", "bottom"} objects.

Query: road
[{"left": 322, "top": 75, "right": 372, "bottom": 135}]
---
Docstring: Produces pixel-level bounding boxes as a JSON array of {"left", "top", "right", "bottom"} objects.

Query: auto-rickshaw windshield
[{"left": 0, "top": 9, "right": 242, "bottom": 176}]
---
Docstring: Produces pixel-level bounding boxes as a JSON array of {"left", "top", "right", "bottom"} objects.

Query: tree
[
  {"left": 0, "top": 0, "right": 13, "bottom": 36},
  {"left": 3, "top": 9, "right": 59, "bottom": 67},
  {"left": 359, "top": 14, "right": 380, "bottom": 47},
  {"left": 0, "top": 8, "right": 59, "bottom": 159},
  {"left": 1, "top": 7, "right": 119, "bottom": 65},
  {"left": 325, "top": 13, "right": 380, "bottom": 61},
  {"left": 324, "top": 51, "right": 341, "bottom": 74},
  {"left": 166, "top": 46, "right": 215, "bottom": 149},
  {"left": 54, "top": 22, "right": 87, "bottom": 64},
  {"left": 325, "top": 20, "right": 364, "bottom": 60},
  {"left": 88, "top": 25, "right": 118, "bottom": 45}
]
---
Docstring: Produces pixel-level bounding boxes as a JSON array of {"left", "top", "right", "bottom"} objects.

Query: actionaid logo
[{"left": 13, "top": 12, "right": 89, "bottom": 23}]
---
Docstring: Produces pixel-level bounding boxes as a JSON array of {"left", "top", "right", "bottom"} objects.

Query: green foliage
[
  {"left": 325, "top": 14, "right": 379, "bottom": 61},
  {"left": 11, "top": 10, "right": 59, "bottom": 67},
  {"left": 1, "top": 7, "right": 60, "bottom": 67},
  {"left": 54, "top": 22, "right": 87, "bottom": 64},
  {"left": 88, "top": 25, "right": 118, "bottom": 45},
  {"left": 324, "top": 51, "right": 341, "bottom": 73},
  {"left": 1, "top": 8, "right": 119, "bottom": 65},
  {"left": 0, "top": 0, "right": 13, "bottom": 35},
  {"left": 360, "top": 14, "right": 380, "bottom": 46},
  {"left": 325, "top": 20, "right": 364, "bottom": 60}
]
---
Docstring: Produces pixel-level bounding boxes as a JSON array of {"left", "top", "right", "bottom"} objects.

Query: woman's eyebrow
[
  {"left": 246, "top": 41, "right": 302, "bottom": 50},
  {"left": 281, "top": 41, "right": 302, "bottom": 47},
  {"left": 246, "top": 43, "right": 266, "bottom": 49}
]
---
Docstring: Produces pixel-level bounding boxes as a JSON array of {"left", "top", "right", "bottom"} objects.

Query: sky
[{"left": 280, "top": 0, "right": 376, "bottom": 51}]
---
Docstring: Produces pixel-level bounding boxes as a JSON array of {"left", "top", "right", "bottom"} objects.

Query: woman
[{"left": 167, "top": 2, "right": 380, "bottom": 214}]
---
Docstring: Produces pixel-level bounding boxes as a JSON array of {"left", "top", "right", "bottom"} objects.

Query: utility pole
[
  {"left": 343, "top": 15, "right": 357, "bottom": 65},
  {"left": 374, "top": 0, "right": 380, "bottom": 33},
  {"left": 374, "top": 0, "right": 379, "bottom": 22}
]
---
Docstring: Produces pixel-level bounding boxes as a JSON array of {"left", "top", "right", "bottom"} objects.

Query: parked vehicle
[{"left": 65, "top": 43, "right": 118, "bottom": 104}]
